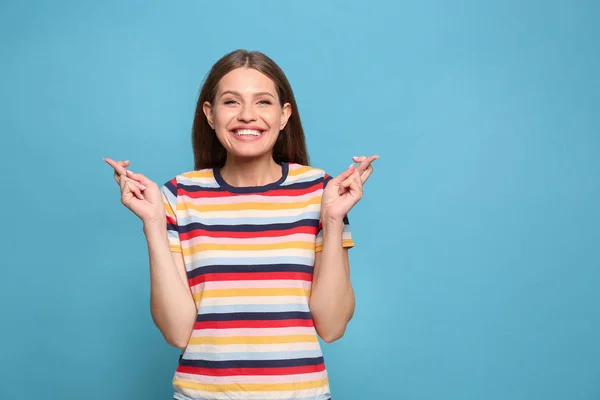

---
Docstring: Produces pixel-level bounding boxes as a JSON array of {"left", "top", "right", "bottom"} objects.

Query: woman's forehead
[{"left": 217, "top": 67, "right": 278, "bottom": 96}]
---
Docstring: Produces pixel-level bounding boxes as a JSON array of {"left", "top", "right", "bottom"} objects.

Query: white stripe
[
  {"left": 197, "top": 303, "right": 310, "bottom": 314},
  {"left": 174, "top": 387, "right": 330, "bottom": 400},
  {"left": 179, "top": 212, "right": 320, "bottom": 227},
  {"left": 178, "top": 176, "right": 218, "bottom": 186},
  {"left": 185, "top": 343, "right": 321, "bottom": 353},
  {"left": 187, "top": 256, "right": 315, "bottom": 268},
  {"left": 181, "top": 205, "right": 321, "bottom": 219}
]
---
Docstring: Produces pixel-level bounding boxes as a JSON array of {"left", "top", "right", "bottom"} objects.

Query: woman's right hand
[{"left": 104, "top": 157, "right": 165, "bottom": 224}]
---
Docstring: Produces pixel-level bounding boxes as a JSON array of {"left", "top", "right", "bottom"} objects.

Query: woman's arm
[
  {"left": 308, "top": 220, "right": 355, "bottom": 343},
  {"left": 104, "top": 158, "right": 197, "bottom": 349},
  {"left": 308, "top": 155, "right": 378, "bottom": 343},
  {"left": 144, "top": 220, "right": 197, "bottom": 349}
]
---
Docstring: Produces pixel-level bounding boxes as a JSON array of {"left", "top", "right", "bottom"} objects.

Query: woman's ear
[
  {"left": 203, "top": 101, "right": 215, "bottom": 129},
  {"left": 280, "top": 102, "right": 292, "bottom": 130}
]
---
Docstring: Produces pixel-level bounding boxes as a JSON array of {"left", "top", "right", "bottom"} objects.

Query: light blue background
[{"left": 1, "top": 0, "right": 599, "bottom": 399}]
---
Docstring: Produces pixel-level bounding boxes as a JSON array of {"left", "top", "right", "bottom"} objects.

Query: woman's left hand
[{"left": 321, "top": 155, "right": 379, "bottom": 224}]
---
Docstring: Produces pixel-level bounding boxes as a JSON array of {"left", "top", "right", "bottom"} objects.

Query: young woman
[{"left": 105, "top": 49, "right": 377, "bottom": 400}]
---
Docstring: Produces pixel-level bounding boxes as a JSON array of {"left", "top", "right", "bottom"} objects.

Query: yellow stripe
[
  {"left": 177, "top": 197, "right": 320, "bottom": 212},
  {"left": 169, "top": 244, "right": 182, "bottom": 253},
  {"left": 188, "top": 334, "right": 318, "bottom": 345},
  {"left": 195, "top": 288, "right": 310, "bottom": 301},
  {"left": 184, "top": 239, "right": 352, "bottom": 255},
  {"left": 315, "top": 238, "right": 354, "bottom": 252},
  {"left": 287, "top": 165, "right": 318, "bottom": 176},
  {"left": 181, "top": 170, "right": 214, "bottom": 179},
  {"left": 173, "top": 377, "right": 328, "bottom": 392},
  {"left": 187, "top": 241, "right": 315, "bottom": 253},
  {"left": 163, "top": 200, "right": 176, "bottom": 218}
]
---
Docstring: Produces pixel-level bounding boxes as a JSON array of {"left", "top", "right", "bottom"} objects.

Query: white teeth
[{"left": 235, "top": 129, "right": 262, "bottom": 136}]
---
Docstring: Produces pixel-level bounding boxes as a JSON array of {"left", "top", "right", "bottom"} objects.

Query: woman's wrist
[
  {"left": 321, "top": 217, "right": 345, "bottom": 245},
  {"left": 321, "top": 210, "right": 345, "bottom": 231},
  {"left": 143, "top": 218, "right": 167, "bottom": 235}
]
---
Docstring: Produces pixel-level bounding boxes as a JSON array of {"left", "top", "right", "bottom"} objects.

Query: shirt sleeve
[
  {"left": 160, "top": 177, "right": 182, "bottom": 253},
  {"left": 315, "top": 173, "right": 354, "bottom": 252}
]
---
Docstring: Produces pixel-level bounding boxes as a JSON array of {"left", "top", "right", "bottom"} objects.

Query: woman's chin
[
  {"left": 227, "top": 146, "right": 274, "bottom": 160},
  {"left": 224, "top": 138, "right": 277, "bottom": 160}
]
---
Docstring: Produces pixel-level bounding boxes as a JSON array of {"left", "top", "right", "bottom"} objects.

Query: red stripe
[
  {"left": 189, "top": 272, "right": 312, "bottom": 286},
  {"left": 259, "top": 186, "right": 321, "bottom": 197},
  {"left": 194, "top": 319, "right": 314, "bottom": 330},
  {"left": 179, "top": 182, "right": 321, "bottom": 199},
  {"left": 178, "top": 190, "right": 237, "bottom": 198},
  {"left": 179, "top": 225, "right": 316, "bottom": 240},
  {"left": 176, "top": 363, "right": 325, "bottom": 377}
]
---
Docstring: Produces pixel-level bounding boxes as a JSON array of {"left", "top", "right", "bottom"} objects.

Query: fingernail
[
  {"left": 140, "top": 184, "right": 147, "bottom": 190},
  {"left": 349, "top": 163, "right": 355, "bottom": 169}
]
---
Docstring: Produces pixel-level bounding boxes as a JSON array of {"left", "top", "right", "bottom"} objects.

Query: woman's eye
[
  {"left": 258, "top": 100, "right": 272, "bottom": 105},
  {"left": 224, "top": 100, "right": 237, "bottom": 105}
]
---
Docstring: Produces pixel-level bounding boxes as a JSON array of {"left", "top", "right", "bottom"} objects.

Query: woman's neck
[{"left": 219, "top": 155, "right": 282, "bottom": 188}]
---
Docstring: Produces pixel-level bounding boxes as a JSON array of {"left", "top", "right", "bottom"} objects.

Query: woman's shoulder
[
  {"left": 286, "top": 162, "right": 328, "bottom": 181},
  {"left": 287, "top": 162, "right": 326, "bottom": 175},
  {"left": 161, "top": 168, "right": 215, "bottom": 188}
]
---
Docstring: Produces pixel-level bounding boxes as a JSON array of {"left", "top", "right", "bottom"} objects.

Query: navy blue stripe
[
  {"left": 179, "top": 356, "right": 325, "bottom": 369},
  {"left": 187, "top": 263, "right": 313, "bottom": 278},
  {"left": 196, "top": 312, "right": 312, "bottom": 322},
  {"left": 214, "top": 162, "right": 290, "bottom": 193},
  {"left": 279, "top": 178, "right": 324, "bottom": 191},
  {"left": 163, "top": 179, "right": 178, "bottom": 196},
  {"left": 179, "top": 219, "right": 319, "bottom": 234}
]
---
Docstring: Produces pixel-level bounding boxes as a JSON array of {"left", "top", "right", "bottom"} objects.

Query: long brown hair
[{"left": 192, "top": 49, "right": 309, "bottom": 170}]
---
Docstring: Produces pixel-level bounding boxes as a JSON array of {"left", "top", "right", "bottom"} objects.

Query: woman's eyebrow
[{"left": 220, "top": 90, "right": 275, "bottom": 99}]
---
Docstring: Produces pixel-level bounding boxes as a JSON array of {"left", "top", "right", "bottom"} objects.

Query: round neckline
[{"left": 213, "top": 162, "right": 289, "bottom": 193}]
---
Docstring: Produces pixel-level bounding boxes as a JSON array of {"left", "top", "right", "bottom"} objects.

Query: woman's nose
[{"left": 237, "top": 103, "right": 257, "bottom": 122}]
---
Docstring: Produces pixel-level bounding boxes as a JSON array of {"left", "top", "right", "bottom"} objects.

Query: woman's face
[{"left": 204, "top": 67, "right": 291, "bottom": 161}]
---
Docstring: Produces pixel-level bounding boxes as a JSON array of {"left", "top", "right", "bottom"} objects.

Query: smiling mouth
[{"left": 233, "top": 129, "right": 265, "bottom": 137}]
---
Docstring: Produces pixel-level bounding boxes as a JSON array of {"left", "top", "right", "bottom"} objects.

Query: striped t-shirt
[{"left": 160, "top": 162, "right": 354, "bottom": 400}]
